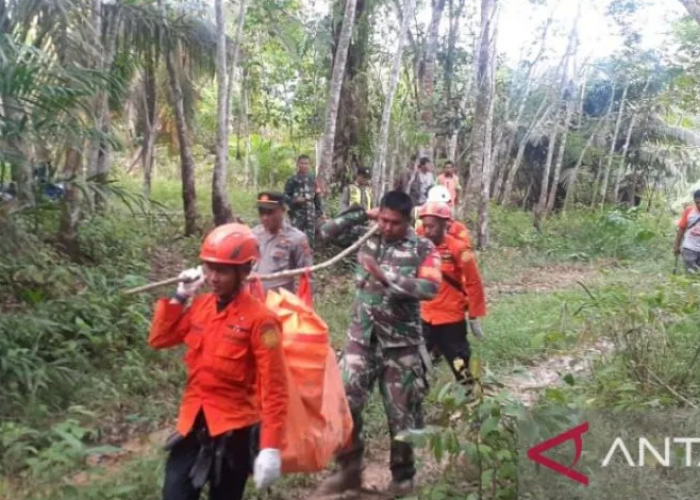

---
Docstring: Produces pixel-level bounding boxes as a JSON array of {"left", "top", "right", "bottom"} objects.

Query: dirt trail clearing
[{"left": 486, "top": 261, "right": 616, "bottom": 296}]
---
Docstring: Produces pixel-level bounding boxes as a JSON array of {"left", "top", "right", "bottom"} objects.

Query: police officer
[
  {"left": 252, "top": 192, "right": 313, "bottom": 295},
  {"left": 284, "top": 155, "right": 323, "bottom": 248}
]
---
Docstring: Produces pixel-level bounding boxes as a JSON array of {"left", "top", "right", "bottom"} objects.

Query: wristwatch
[{"left": 172, "top": 293, "right": 189, "bottom": 304}]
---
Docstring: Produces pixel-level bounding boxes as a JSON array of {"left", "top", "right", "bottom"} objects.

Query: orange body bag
[{"left": 264, "top": 288, "right": 353, "bottom": 474}]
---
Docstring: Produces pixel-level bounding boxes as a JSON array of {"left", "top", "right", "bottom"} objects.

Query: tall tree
[
  {"left": 613, "top": 75, "right": 651, "bottom": 201},
  {"left": 226, "top": 0, "right": 248, "bottom": 137},
  {"left": 465, "top": 0, "right": 498, "bottom": 247},
  {"left": 372, "top": 0, "right": 417, "bottom": 202},
  {"left": 318, "top": 0, "right": 358, "bottom": 191},
  {"left": 492, "top": 15, "right": 553, "bottom": 199},
  {"left": 545, "top": 99, "right": 575, "bottom": 215},
  {"left": 544, "top": 6, "right": 581, "bottom": 217},
  {"left": 166, "top": 40, "right": 198, "bottom": 236},
  {"left": 562, "top": 114, "right": 608, "bottom": 212},
  {"left": 141, "top": 47, "right": 158, "bottom": 198},
  {"left": 533, "top": 120, "right": 558, "bottom": 229},
  {"left": 333, "top": 0, "right": 369, "bottom": 182},
  {"left": 417, "top": 0, "right": 447, "bottom": 158},
  {"left": 599, "top": 82, "right": 629, "bottom": 206},
  {"left": 90, "top": 1, "right": 123, "bottom": 211},
  {"left": 532, "top": 3, "right": 580, "bottom": 226},
  {"left": 212, "top": 0, "right": 234, "bottom": 226}
]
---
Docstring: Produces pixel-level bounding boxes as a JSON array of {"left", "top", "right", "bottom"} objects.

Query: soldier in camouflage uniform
[
  {"left": 315, "top": 191, "right": 442, "bottom": 498},
  {"left": 283, "top": 155, "right": 323, "bottom": 249}
]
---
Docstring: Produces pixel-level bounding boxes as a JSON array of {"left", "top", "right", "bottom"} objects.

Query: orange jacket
[
  {"left": 421, "top": 234, "right": 486, "bottom": 325},
  {"left": 416, "top": 219, "right": 471, "bottom": 249},
  {"left": 148, "top": 291, "right": 288, "bottom": 449}
]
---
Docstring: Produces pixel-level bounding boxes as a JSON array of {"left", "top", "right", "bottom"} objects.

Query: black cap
[{"left": 257, "top": 192, "right": 285, "bottom": 209}]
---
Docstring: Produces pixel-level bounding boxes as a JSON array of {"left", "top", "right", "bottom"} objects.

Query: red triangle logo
[{"left": 527, "top": 421, "right": 590, "bottom": 486}]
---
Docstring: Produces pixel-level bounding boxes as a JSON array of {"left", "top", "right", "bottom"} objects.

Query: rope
[{"left": 121, "top": 224, "right": 378, "bottom": 295}]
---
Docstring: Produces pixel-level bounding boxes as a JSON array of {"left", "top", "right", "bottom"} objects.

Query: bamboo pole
[{"left": 122, "top": 225, "right": 379, "bottom": 295}]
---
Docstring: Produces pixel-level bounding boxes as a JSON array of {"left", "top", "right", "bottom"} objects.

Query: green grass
[
  {"left": 1, "top": 172, "right": 685, "bottom": 499},
  {"left": 476, "top": 288, "right": 590, "bottom": 370}
]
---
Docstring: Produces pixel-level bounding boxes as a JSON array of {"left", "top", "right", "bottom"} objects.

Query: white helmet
[{"left": 426, "top": 185, "right": 451, "bottom": 204}]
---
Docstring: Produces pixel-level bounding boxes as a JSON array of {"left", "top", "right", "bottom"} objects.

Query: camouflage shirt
[
  {"left": 320, "top": 210, "right": 442, "bottom": 348},
  {"left": 284, "top": 174, "right": 322, "bottom": 225}
]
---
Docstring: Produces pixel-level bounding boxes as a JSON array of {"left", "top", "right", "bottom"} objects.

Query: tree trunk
[
  {"left": 91, "top": 1, "right": 121, "bottom": 212},
  {"left": 212, "top": 0, "right": 234, "bottom": 226},
  {"left": 418, "top": 0, "right": 447, "bottom": 142},
  {"left": 226, "top": 0, "right": 248, "bottom": 137},
  {"left": 388, "top": 129, "right": 402, "bottom": 193},
  {"left": 333, "top": 0, "right": 369, "bottom": 182},
  {"left": 444, "top": 0, "right": 467, "bottom": 160},
  {"left": 613, "top": 76, "right": 651, "bottom": 202},
  {"left": 500, "top": 98, "right": 552, "bottom": 205},
  {"left": 540, "top": 1, "right": 579, "bottom": 218},
  {"left": 533, "top": 123, "right": 558, "bottom": 230},
  {"left": 463, "top": 0, "right": 498, "bottom": 220},
  {"left": 599, "top": 83, "right": 628, "bottom": 207},
  {"left": 86, "top": 0, "right": 103, "bottom": 184},
  {"left": 590, "top": 157, "right": 604, "bottom": 208},
  {"left": 447, "top": 70, "right": 472, "bottom": 161},
  {"left": 241, "top": 80, "right": 251, "bottom": 187},
  {"left": 545, "top": 100, "right": 575, "bottom": 215},
  {"left": 563, "top": 115, "right": 607, "bottom": 212},
  {"left": 371, "top": 0, "right": 416, "bottom": 205},
  {"left": 318, "top": 0, "right": 358, "bottom": 191},
  {"left": 142, "top": 48, "right": 158, "bottom": 199},
  {"left": 577, "top": 68, "right": 588, "bottom": 128},
  {"left": 166, "top": 43, "right": 198, "bottom": 236},
  {"left": 58, "top": 146, "right": 83, "bottom": 259},
  {"left": 2, "top": 94, "right": 32, "bottom": 205},
  {"left": 476, "top": 1, "right": 498, "bottom": 249}
]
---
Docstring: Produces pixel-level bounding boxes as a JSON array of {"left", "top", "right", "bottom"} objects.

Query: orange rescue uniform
[
  {"left": 421, "top": 234, "right": 486, "bottom": 325},
  {"left": 416, "top": 219, "right": 471, "bottom": 248},
  {"left": 149, "top": 291, "right": 288, "bottom": 450}
]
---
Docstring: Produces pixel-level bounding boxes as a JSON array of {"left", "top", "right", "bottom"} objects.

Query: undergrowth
[
  {"left": 0, "top": 210, "right": 189, "bottom": 480},
  {"left": 0, "top": 179, "right": 686, "bottom": 499},
  {"left": 488, "top": 204, "right": 670, "bottom": 263}
]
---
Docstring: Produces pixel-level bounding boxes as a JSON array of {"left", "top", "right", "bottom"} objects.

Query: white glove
[
  {"left": 254, "top": 448, "right": 281, "bottom": 490},
  {"left": 468, "top": 318, "right": 484, "bottom": 338},
  {"left": 175, "top": 266, "right": 204, "bottom": 299}
]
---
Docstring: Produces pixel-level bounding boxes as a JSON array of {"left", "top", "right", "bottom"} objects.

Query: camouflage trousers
[
  {"left": 336, "top": 337, "right": 428, "bottom": 481},
  {"left": 290, "top": 212, "right": 316, "bottom": 249}
]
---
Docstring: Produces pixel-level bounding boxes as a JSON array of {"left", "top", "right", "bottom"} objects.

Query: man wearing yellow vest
[{"left": 341, "top": 168, "right": 372, "bottom": 212}]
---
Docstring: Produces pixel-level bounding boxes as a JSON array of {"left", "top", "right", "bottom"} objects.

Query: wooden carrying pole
[{"left": 122, "top": 224, "right": 379, "bottom": 295}]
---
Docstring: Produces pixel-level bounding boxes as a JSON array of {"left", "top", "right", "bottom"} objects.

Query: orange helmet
[
  {"left": 200, "top": 223, "right": 260, "bottom": 265},
  {"left": 418, "top": 202, "right": 452, "bottom": 220}
]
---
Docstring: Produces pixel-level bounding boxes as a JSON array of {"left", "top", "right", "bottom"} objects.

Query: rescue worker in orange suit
[
  {"left": 418, "top": 202, "right": 486, "bottom": 387},
  {"left": 415, "top": 185, "right": 471, "bottom": 248},
  {"left": 148, "top": 223, "right": 288, "bottom": 500}
]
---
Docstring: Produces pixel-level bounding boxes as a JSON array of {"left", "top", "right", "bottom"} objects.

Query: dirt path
[
  {"left": 485, "top": 260, "right": 616, "bottom": 296},
  {"left": 63, "top": 260, "right": 613, "bottom": 497},
  {"left": 499, "top": 337, "right": 614, "bottom": 407}
]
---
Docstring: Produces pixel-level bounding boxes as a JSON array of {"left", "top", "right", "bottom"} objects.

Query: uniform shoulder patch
[{"left": 259, "top": 321, "right": 281, "bottom": 349}]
